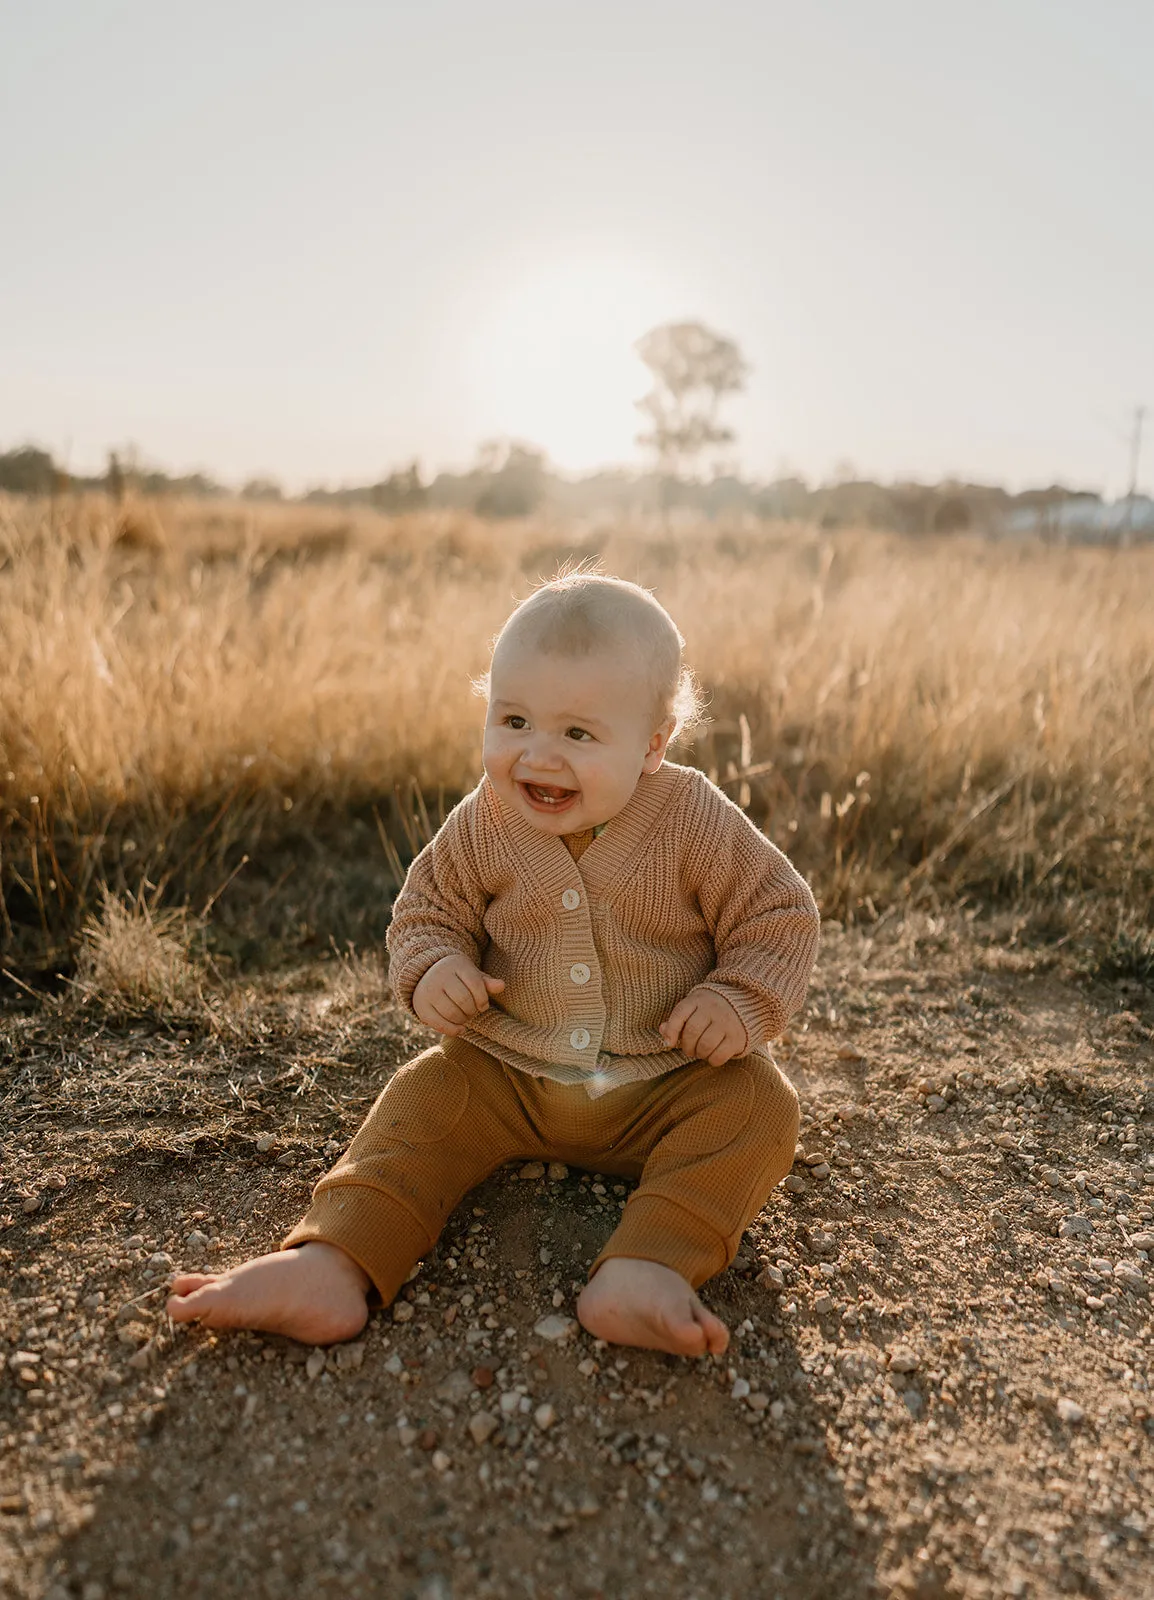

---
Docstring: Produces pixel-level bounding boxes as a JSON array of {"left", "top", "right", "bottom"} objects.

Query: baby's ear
[{"left": 643, "top": 716, "right": 677, "bottom": 773}]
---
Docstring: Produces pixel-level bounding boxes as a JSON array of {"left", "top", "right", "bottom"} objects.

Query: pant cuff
[
  {"left": 590, "top": 1193, "right": 729, "bottom": 1289},
  {"left": 282, "top": 1181, "right": 432, "bottom": 1307}
]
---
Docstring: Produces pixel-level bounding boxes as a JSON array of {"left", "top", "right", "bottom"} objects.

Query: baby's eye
[
  {"left": 566, "top": 726, "right": 594, "bottom": 742},
  {"left": 504, "top": 715, "right": 528, "bottom": 730}
]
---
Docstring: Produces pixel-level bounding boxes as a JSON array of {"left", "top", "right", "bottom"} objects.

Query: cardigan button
[
  {"left": 569, "top": 1028, "right": 591, "bottom": 1050},
  {"left": 561, "top": 888, "right": 581, "bottom": 910},
  {"left": 569, "top": 963, "right": 591, "bottom": 985}
]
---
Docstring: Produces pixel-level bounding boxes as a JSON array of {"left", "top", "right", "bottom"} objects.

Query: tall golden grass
[{"left": 2, "top": 493, "right": 1151, "bottom": 971}]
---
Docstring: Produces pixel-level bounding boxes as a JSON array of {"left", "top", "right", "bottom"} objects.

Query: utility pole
[
  {"left": 1127, "top": 405, "right": 1146, "bottom": 499},
  {"left": 1121, "top": 404, "right": 1146, "bottom": 543}
]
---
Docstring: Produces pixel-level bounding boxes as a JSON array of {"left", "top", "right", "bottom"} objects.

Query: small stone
[
  {"left": 814, "top": 1294, "right": 836, "bottom": 1314},
  {"left": 1041, "top": 1168, "right": 1064, "bottom": 1188},
  {"left": 1129, "top": 1231, "right": 1154, "bottom": 1250},
  {"left": 745, "top": 1391, "right": 770, "bottom": 1412},
  {"left": 576, "top": 1493, "right": 600, "bottom": 1517},
  {"left": 431, "top": 1450, "right": 452, "bottom": 1472},
  {"left": 809, "top": 1164, "right": 831, "bottom": 1181},
  {"left": 577, "top": 1358, "right": 598, "bottom": 1377},
  {"left": 1059, "top": 1216, "right": 1093, "bottom": 1239},
  {"left": 783, "top": 1175, "right": 806, "bottom": 1194},
  {"left": 305, "top": 1349, "right": 326, "bottom": 1381},
  {"left": 888, "top": 1345, "right": 919, "bottom": 1373},
  {"left": 547, "top": 1162, "right": 569, "bottom": 1181},
  {"left": 539, "top": 1248, "right": 552, "bottom": 1265},
  {"left": 22, "top": 1195, "right": 42, "bottom": 1214},
  {"left": 499, "top": 1391, "right": 521, "bottom": 1416},
  {"left": 255, "top": 1135, "right": 275, "bottom": 1153},
  {"left": 116, "top": 1325, "right": 148, "bottom": 1348},
  {"left": 397, "top": 1425, "right": 419, "bottom": 1447},
  {"left": 903, "top": 1390, "right": 924, "bottom": 1418},
  {"left": 534, "top": 1403, "right": 557, "bottom": 1430},
  {"left": 275, "top": 1151, "right": 295, "bottom": 1167},
  {"left": 533, "top": 1314, "right": 576, "bottom": 1342},
  {"left": 994, "top": 1133, "right": 1018, "bottom": 1150},
  {"left": 472, "top": 1366, "right": 495, "bottom": 1389},
  {"left": 184, "top": 1230, "right": 211, "bottom": 1251},
  {"left": 393, "top": 1302, "right": 415, "bottom": 1323},
  {"left": 127, "top": 1341, "right": 155, "bottom": 1371},
  {"left": 731, "top": 1377, "right": 751, "bottom": 1400},
  {"left": 756, "top": 1265, "right": 785, "bottom": 1288},
  {"left": 837, "top": 1044, "right": 865, "bottom": 1062},
  {"left": 1056, "top": 1397, "right": 1084, "bottom": 1424},
  {"left": 803, "top": 1150, "right": 828, "bottom": 1166},
  {"left": 148, "top": 1251, "right": 174, "bottom": 1270},
  {"left": 469, "top": 1411, "right": 500, "bottom": 1445},
  {"left": 518, "top": 1162, "right": 546, "bottom": 1181},
  {"left": 437, "top": 1368, "right": 473, "bottom": 1403},
  {"left": 925, "top": 1095, "right": 948, "bottom": 1113},
  {"left": 419, "top": 1428, "right": 439, "bottom": 1451},
  {"left": 332, "top": 1342, "right": 365, "bottom": 1373}
]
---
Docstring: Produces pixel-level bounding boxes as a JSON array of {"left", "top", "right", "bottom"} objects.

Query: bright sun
[{"left": 469, "top": 255, "right": 680, "bottom": 472}]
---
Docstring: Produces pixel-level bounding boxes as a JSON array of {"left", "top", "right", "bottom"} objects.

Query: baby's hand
[
  {"left": 660, "top": 987, "right": 746, "bottom": 1066},
  {"left": 412, "top": 953, "right": 505, "bottom": 1036}
]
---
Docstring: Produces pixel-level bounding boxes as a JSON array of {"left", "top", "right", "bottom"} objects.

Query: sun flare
[{"left": 469, "top": 255, "right": 681, "bottom": 472}]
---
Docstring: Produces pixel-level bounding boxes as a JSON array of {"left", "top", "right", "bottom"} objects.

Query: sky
[{"left": 2, "top": 0, "right": 1152, "bottom": 494}]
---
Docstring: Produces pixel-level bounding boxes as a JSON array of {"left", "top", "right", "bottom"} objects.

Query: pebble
[
  {"left": 533, "top": 1314, "right": 576, "bottom": 1342},
  {"left": 255, "top": 1135, "right": 275, "bottom": 1153},
  {"left": 1059, "top": 1216, "right": 1093, "bottom": 1239},
  {"left": 518, "top": 1162, "right": 546, "bottom": 1181},
  {"left": 332, "top": 1342, "right": 365, "bottom": 1373},
  {"left": 469, "top": 1411, "right": 500, "bottom": 1445},
  {"left": 1130, "top": 1231, "right": 1154, "bottom": 1250},
  {"left": 547, "top": 1162, "right": 569, "bottom": 1181},
  {"left": 925, "top": 1095, "right": 948, "bottom": 1113},
  {"left": 731, "top": 1377, "right": 751, "bottom": 1400},
  {"left": 534, "top": 1403, "right": 557, "bottom": 1430},
  {"left": 393, "top": 1303, "right": 415, "bottom": 1323},
  {"left": 472, "top": 1366, "right": 495, "bottom": 1389},
  {"left": 431, "top": 1450, "right": 452, "bottom": 1473},
  {"left": 184, "top": 1230, "right": 211, "bottom": 1251},
  {"left": 783, "top": 1175, "right": 807, "bottom": 1194},
  {"left": 437, "top": 1368, "right": 474, "bottom": 1404},
  {"left": 1056, "top": 1397, "right": 1085, "bottom": 1424},
  {"left": 397, "top": 1425, "right": 419, "bottom": 1447},
  {"left": 803, "top": 1151, "right": 828, "bottom": 1167},
  {"left": 809, "top": 1164, "right": 831, "bottom": 1182},
  {"left": 745, "top": 1392, "right": 769, "bottom": 1413},
  {"left": 22, "top": 1195, "right": 43, "bottom": 1214},
  {"left": 837, "top": 1043, "right": 865, "bottom": 1061},
  {"left": 305, "top": 1349, "right": 326, "bottom": 1381},
  {"left": 888, "top": 1345, "right": 919, "bottom": 1374},
  {"left": 994, "top": 1133, "right": 1018, "bottom": 1150},
  {"left": 814, "top": 1294, "right": 835, "bottom": 1314}
]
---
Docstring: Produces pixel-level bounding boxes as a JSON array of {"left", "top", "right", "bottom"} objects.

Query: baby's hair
[{"left": 480, "top": 566, "right": 704, "bottom": 739}]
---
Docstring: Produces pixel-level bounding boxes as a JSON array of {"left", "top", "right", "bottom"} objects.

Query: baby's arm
[
  {"left": 386, "top": 796, "right": 500, "bottom": 1031},
  {"left": 664, "top": 782, "right": 821, "bottom": 1059}
]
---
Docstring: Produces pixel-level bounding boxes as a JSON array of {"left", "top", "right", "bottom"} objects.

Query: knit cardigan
[{"left": 386, "top": 761, "right": 820, "bottom": 1098}]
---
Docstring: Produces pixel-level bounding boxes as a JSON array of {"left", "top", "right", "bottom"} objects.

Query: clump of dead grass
[{"left": 73, "top": 888, "right": 205, "bottom": 1018}]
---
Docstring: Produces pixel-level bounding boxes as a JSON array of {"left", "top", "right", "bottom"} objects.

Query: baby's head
[{"left": 481, "top": 572, "right": 700, "bottom": 835}]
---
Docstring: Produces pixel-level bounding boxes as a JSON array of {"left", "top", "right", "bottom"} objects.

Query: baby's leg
[
  {"left": 576, "top": 1055, "right": 799, "bottom": 1357},
  {"left": 167, "top": 1041, "right": 533, "bottom": 1342}
]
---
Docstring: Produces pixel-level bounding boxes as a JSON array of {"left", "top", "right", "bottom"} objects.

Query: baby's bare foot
[
  {"left": 166, "top": 1242, "right": 371, "bottom": 1345},
  {"left": 576, "top": 1257, "right": 729, "bottom": 1357}
]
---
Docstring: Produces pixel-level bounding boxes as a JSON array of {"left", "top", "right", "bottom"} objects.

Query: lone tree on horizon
[{"left": 635, "top": 320, "right": 749, "bottom": 485}]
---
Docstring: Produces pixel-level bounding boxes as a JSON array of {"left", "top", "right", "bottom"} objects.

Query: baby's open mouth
[{"left": 518, "top": 781, "right": 579, "bottom": 812}]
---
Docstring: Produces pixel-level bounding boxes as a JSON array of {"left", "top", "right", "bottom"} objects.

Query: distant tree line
[{"left": 0, "top": 437, "right": 1114, "bottom": 536}]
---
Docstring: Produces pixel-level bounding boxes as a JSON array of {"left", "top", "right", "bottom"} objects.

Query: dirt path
[{"left": 2, "top": 916, "right": 1151, "bottom": 1599}]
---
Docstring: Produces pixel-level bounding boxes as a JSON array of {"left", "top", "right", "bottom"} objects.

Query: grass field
[{"left": 1, "top": 493, "right": 1152, "bottom": 985}]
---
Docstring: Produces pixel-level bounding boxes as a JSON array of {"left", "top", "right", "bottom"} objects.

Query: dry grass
[{"left": 1, "top": 492, "right": 1152, "bottom": 975}]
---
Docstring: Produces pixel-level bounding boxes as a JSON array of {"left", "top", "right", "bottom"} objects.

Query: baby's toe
[{"left": 169, "top": 1272, "right": 217, "bottom": 1296}]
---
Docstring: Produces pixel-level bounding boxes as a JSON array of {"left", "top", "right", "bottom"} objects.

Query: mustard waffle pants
[{"left": 282, "top": 1038, "right": 799, "bottom": 1305}]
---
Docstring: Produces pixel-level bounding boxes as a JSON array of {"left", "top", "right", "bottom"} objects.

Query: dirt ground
[{"left": 2, "top": 913, "right": 1151, "bottom": 1600}]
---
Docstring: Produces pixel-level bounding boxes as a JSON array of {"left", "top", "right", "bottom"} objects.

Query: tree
[
  {"left": 635, "top": 321, "right": 749, "bottom": 484},
  {"left": 474, "top": 440, "right": 548, "bottom": 518}
]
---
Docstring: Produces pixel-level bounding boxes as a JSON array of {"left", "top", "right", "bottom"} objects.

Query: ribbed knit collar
[{"left": 480, "top": 763, "right": 691, "bottom": 908}]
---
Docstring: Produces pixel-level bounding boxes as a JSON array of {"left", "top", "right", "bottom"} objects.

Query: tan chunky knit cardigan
[{"left": 386, "top": 761, "right": 820, "bottom": 1098}]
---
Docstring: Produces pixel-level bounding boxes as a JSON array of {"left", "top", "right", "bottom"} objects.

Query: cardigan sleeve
[
  {"left": 683, "top": 778, "right": 821, "bottom": 1051},
  {"left": 385, "top": 791, "right": 491, "bottom": 1015}
]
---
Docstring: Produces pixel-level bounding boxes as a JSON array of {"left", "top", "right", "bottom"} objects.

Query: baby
[{"left": 168, "top": 573, "right": 820, "bottom": 1356}]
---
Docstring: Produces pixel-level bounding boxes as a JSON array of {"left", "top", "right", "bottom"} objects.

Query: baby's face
[{"left": 483, "top": 638, "right": 673, "bottom": 835}]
